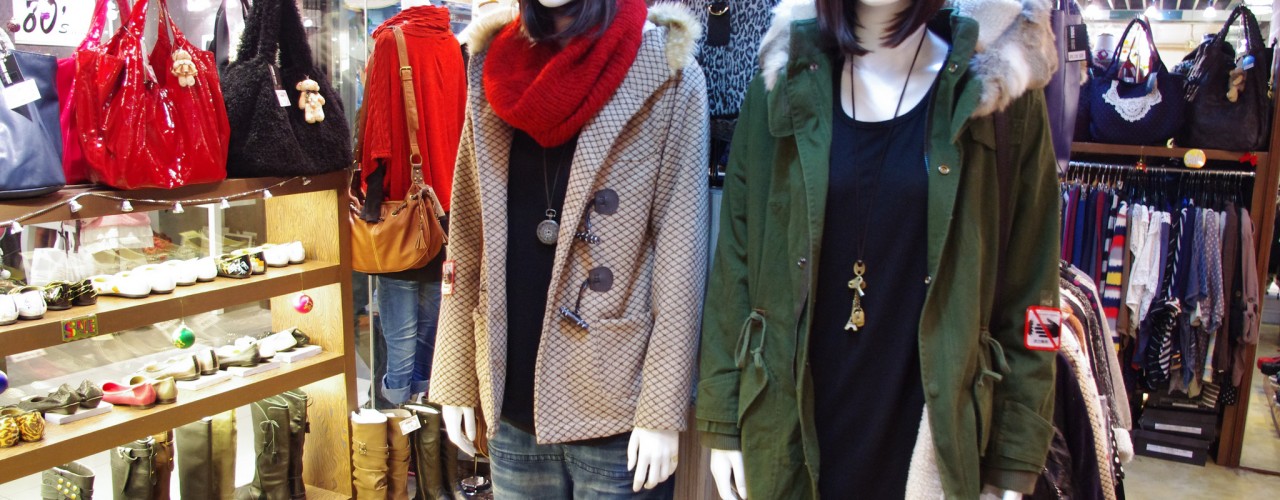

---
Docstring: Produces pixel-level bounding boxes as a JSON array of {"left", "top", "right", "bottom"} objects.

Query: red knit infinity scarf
[{"left": 484, "top": 0, "right": 647, "bottom": 147}]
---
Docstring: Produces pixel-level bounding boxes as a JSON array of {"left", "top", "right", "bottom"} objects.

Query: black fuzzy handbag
[
  {"left": 1180, "top": 5, "right": 1272, "bottom": 151},
  {"left": 222, "top": 0, "right": 351, "bottom": 177}
]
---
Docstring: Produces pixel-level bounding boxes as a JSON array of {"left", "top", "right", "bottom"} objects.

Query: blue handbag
[
  {"left": 0, "top": 35, "right": 65, "bottom": 199},
  {"left": 1086, "top": 18, "right": 1186, "bottom": 146}
]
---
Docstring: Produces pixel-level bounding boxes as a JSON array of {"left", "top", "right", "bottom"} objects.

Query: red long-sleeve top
[{"left": 361, "top": 6, "right": 465, "bottom": 210}]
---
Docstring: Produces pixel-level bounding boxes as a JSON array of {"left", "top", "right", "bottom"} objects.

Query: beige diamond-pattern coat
[{"left": 428, "top": 4, "right": 710, "bottom": 444}]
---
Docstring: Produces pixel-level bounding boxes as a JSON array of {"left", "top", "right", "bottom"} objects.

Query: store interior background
[{"left": 1, "top": 0, "right": 1280, "bottom": 497}]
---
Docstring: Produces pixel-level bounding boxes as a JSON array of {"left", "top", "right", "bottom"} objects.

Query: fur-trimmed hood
[
  {"left": 760, "top": 0, "right": 1058, "bottom": 117},
  {"left": 463, "top": 2, "right": 701, "bottom": 74}
]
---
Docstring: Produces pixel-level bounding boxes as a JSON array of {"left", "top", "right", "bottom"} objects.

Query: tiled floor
[
  {"left": 1241, "top": 324, "right": 1280, "bottom": 473},
  {"left": 1125, "top": 455, "right": 1280, "bottom": 498}
]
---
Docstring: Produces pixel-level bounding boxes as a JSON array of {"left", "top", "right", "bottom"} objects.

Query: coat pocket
[
  {"left": 736, "top": 310, "right": 770, "bottom": 428},
  {"left": 589, "top": 314, "right": 653, "bottom": 409}
]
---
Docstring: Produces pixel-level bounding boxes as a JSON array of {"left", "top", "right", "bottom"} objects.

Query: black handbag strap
[
  {"left": 1214, "top": 5, "right": 1265, "bottom": 55},
  {"left": 1107, "top": 18, "right": 1166, "bottom": 76},
  {"left": 238, "top": 0, "right": 316, "bottom": 72},
  {"left": 209, "top": 0, "right": 251, "bottom": 73}
]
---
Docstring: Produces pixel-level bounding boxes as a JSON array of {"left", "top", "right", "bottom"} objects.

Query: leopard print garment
[
  {"left": 15, "top": 411, "right": 45, "bottom": 442},
  {"left": 679, "top": 0, "right": 780, "bottom": 119}
]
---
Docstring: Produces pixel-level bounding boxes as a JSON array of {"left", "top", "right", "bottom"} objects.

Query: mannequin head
[
  {"left": 521, "top": 0, "right": 617, "bottom": 43},
  {"left": 817, "top": 0, "right": 945, "bottom": 55}
]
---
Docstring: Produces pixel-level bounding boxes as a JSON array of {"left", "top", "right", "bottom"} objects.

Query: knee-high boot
[
  {"left": 112, "top": 438, "right": 157, "bottom": 500},
  {"left": 351, "top": 409, "right": 389, "bottom": 499},
  {"left": 383, "top": 409, "right": 412, "bottom": 500},
  {"left": 177, "top": 417, "right": 215, "bottom": 500},
  {"left": 411, "top": 405, "right": 450, "bottom": 500}
]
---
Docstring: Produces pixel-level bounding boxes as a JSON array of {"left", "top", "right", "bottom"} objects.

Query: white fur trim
[
  {"left": 1114, "top": 427, "right": 1134, "bottom": 464},
  {"left": 461, "top": 6, "right": 516, "bottom": 55},
  {"left": 905, "top": 407, "right": 946, "bottom": 499},
  {"left": 648, "top": 3, "right": 702, "bottom": 73},
  {"left": 951, "top": 0, "right": 1022, "bottom": 51},
  {"left": 760, "top": 0, "right": 813, "bottom": 91}
]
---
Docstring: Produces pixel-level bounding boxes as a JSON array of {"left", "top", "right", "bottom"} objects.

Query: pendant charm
[
  {"left": 537, "top": 209, "right": 560, "bottom": 245},
  {"left": 170, "top": 49, "right": 198, "bottom": 88},
  {"left": 844, "top": 261, "right": 868, "bottom": 332}
]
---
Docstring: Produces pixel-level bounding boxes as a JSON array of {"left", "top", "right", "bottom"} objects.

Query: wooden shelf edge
[
  {"left": 1071, "top": 142, "right": 1268, "bottom": 165},
  {"left": 0, "top": 261, "right": 344, "bottom": 357},
  {"left": 0, "top": 170, "right": 348, "bottom": 226},
  {"left": 0, "top": 352, "right": 345, "bottom": 482}
]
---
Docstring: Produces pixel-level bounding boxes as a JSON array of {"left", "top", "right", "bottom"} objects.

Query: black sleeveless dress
[{"left": 808, "top": 74, "right": 931, "bottom": 498}]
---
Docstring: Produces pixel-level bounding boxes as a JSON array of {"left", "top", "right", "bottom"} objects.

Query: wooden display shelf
[
  {"left": 0, "top": 352, "right": 344, "bottom": 481},
  {"left": 1071, "top": 142, "right": 1269, "bottom": 166},
  {"left": 0, "top": 171, "right": 347, "bottom": 226},
  {"left": 0, "top": 261, "right": 342, "bottom": 357}
]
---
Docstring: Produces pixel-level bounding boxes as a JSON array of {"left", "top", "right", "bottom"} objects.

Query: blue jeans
[
  {"left": 375, "top": 277, "right": 440, "bottom": 405},
  {"left": 489, "top": 422, "right": 675, "bottom": 499}
]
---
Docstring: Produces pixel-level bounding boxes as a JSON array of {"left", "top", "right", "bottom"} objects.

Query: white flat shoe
[
  {"left": 287, "top": 241, "right": 305, "bottom": 264},
  {"left": 192, "top": 257, "right": 217, "bottom": 282},
  {"left": 164, "top": 260, "right": 198, "bottom": 286},
  {"left": 90, "top": 273, "right": 151, "bottom": 299},
  {"left": 256, "top": 328, "right": 303, "bottom": 358},
  {"left": 10, "top": 286, "right": 46, "bottom": 320},
  {"left": 260, "top": 244, "right": 290, "bottom": 268},
  {"left": 0, "top": 295, "right": 19, "bottom": 325},
  {"left": 135, "top": 265, "right": 176, "bottom": 294}
]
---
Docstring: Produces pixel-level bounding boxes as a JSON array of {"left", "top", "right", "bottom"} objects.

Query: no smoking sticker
[{"left": 1024, "top": 306, "right": 1061, "bottom": 351}]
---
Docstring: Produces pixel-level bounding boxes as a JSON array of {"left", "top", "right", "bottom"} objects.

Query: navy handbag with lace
[{"left": 1086, "top": 18, "right": 1186, "bottom": 146}]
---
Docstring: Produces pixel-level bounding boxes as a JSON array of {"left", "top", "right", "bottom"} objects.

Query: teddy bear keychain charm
[
  {"left": 171, "top": 49, "right": 198, "bottom": 88},
  {"left": 296, "top": 77, "right": 325, "bottom": 123}
]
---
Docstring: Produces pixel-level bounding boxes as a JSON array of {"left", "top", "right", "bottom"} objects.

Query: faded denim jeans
[
  {"left": 489, "top": 421, "right": 675, "bottom": 499},
  {"left": 375, "top": 277, "right": 440, "bottom": 405}
]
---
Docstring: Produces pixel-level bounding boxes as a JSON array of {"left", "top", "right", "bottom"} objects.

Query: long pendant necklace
[
  {"left": 536, "top": 146, "right": 569, "bottom": 245},
  {"left": 844, "top": 30, "right": 928, "bottom": 333}
]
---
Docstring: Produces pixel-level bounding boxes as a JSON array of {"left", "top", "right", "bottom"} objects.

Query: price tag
[
  {"left": 276, "top": 89, "right": 291, "bottom": 107},
  {"left": 11, "top": 0, "right": 98, "bottom": 47},
  {"left": 60, "top": 314, "right": 101, "bottom": 342},
  {"left": 441, "top": 260, "right": 455, "bottom": 296},
  {"left": 398, "top": 414, "right": 421, "bottom": 435},
  {"left": 3, "top": 79, "right": 39, "bottom": 109},
  {"left": 1066, "top": 24, "right": 1089, "bottom": 62}
]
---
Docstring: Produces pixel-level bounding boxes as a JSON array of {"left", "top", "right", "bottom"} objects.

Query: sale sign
[{"left": 10, "top": 0, "right": 112, "bottom": 47}]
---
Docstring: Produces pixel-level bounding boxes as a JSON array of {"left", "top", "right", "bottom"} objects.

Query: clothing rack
[{"left": 1067, "top": 161, "right": 1256, "bottom": 178}]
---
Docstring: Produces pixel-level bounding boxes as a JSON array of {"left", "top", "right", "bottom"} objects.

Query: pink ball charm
[{"left": 293, "top": 293, "right": 314, "bottom": 314}]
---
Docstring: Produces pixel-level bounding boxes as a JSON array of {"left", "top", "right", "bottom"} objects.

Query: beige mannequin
[
  {"left": 441, "top": 0, "right": 680, "bottom": 492},
  {"left": 708, "top": 1, "right": 1022, "bottom": 499}
]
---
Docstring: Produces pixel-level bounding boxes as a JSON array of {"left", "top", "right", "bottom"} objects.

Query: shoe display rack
[{"left": 0, "top": 171, "right": 358, "bottom": 496}]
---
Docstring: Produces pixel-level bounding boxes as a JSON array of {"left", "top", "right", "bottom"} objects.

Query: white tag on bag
[
  {"left": 3, "top": 79, "right": 39, "bottom": 109},
  {"left": 276, "top": 89, "right": 291, "bottom": 107}
]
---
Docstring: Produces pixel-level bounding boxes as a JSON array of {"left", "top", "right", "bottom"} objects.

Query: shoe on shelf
[
  {"left": 0, "top": 406, "right": 45, "bottom": 444},
  {"left": 192, "top": 257, "right": 218, "bottom": 283},
  {"left": 164, "top": 260, "right": 198, "bottom": 286},
  {"left": 41, "top": 282, "right": 74, "bottom": 311},
  {"left": 70, "top": 279, "right": 97, "bottom": 307},
  {"left": 76, "top": 381, "right": 103, "bottom": 408},
  {"left": 261, "top": 244, "right": 291, "bottom": 268},
  {"left": 1262, "top": 360, "right": 1280, "bottom": 377},
  {"left": 232, "top": 249, "right": 267, "bottom": 275},
  {"left": 137, "top": 355, "right": 200, "bottom": 382},
  {"left": 216, "top": 255, "right": 253, "bottom": 279},
  {"left": 216, "top": 344, "right": 261, "bottom": 368},
  {"left": 128, "top": 376, "right": 177, "bottom": 405},
  {"left": 18, "top": 385, "right": 81, "bottom": 415},
  {"left": 135, "top": 265, "right": 176, "bottom": 294},
  {"left": 10, "top": 286, "right": 48, "bottom": 320},
  {"left": 102, "top": 380, "right": 158, "bottom": 409},
  {"left": 89, "top": 273, "right": 151, "bottom": 299},
  {"left": 287, "top": 241, "right": 305, "bottom": 265},
  {"left": 195, "top": 349, "right": 220, "bottom": 376},
  {"left": 0, "top": 295, "right": 19, "bottom": 325},
  {"left": 256, "top": 328, "right": 307, "bottom": 358}
]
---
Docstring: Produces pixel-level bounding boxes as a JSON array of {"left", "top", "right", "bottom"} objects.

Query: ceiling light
[
  {"left": 1144, "top": 5, "right": 1163, "bottom": 20},
  {"left": 1084, "top": 3, "right": 1105, "bottom": 20}
]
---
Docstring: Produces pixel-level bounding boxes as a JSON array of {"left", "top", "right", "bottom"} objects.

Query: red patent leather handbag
[
  {"left": 73, "top": 0, "right": 230, "bottom": 189},
  {"left": 57, "top": 0, "right": 130, "bottom": 185}
]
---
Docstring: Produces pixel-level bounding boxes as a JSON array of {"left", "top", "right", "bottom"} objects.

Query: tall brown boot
[
  {"left": 410, "top": 405, "right": 450, "bottom": 499},
  {"left": 383, "top": 409, "right": 412, "bottom": 500},
  {"left": 350, "top": 409, "right": 389, "bottom": 499},
  {"left": 177, "top": 417, "right": 215, "bottom": 500},
  {"left": 211, "top": 410, "right": 237, "bottom": 500},
  {"left": 152, "top": 430, "right": 174, "bottom": 499},
  {"left": 236, "top": 400, "right": 291, "bottom": 500},
  {"left": 276, "top": 390, "right": 309, "bottom": 499},
  {"left": 112, "top": 438, "right": 156, "bottom": 500}
]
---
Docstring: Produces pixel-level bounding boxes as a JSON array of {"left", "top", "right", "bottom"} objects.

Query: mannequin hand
[
  {"left": 626, "top": 428, "right": 679, "bottom": 492},
  {"left": 709, "top": 448, "right": 747, "bottom": 499},
  {"left": 980, "top": 485, "right": 1023, "bottom": 500},
  {"left": 441, "top": 405, "right": 478, "bottom": 457}
]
